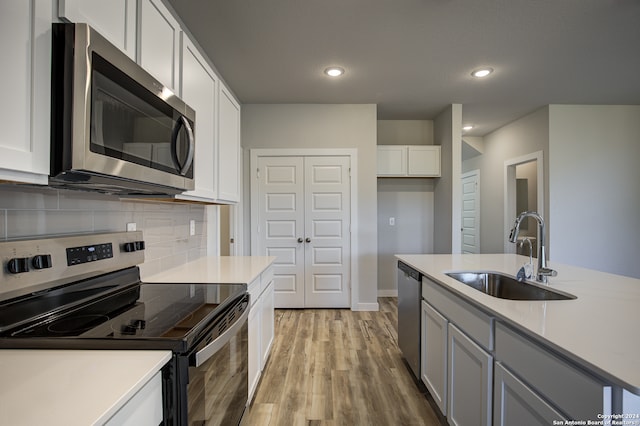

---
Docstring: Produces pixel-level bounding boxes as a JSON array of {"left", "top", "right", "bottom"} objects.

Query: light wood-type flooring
[{"left": 242, "top": 297, "right": 441, "bottom": 426}]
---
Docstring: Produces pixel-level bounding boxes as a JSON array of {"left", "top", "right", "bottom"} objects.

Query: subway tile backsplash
[{"left": 0, "top": 184, "right": 210, "bottom": 277}]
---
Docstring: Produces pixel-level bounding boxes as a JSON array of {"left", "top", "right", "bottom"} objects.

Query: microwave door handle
[
  {"left": 193, "top": 306, "right": 249, "bottom": 367},
  {"left": 170, "top": 116, "right": 195, "bottom": 176}
]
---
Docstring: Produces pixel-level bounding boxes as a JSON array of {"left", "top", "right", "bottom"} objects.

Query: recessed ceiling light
[
  {"left": 463, "top": 125, "right": 474, "bottom": 131},
  {"left": 324, "top": 67, "right": 345, "bottom": 77},
  {"left": 471, "top": 67, "right": 494, "bottom": 78}
]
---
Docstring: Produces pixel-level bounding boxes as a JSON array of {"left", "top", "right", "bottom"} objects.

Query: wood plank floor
[{"left": 242, "top": 298, "right": 441, "bottom": 426}]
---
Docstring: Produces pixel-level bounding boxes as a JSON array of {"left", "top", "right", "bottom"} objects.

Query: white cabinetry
[
  {"left": 248, "top": 266, "right": 275, "bottom": 400},
  {"left": 137, "top": 0, "right": 180, "bottom": 92},
  {"left": 59, "top": 0, "right": 137, "bottom": 58},
  {"left": 104, "top": 370, "right": 163, "bottom": 426},
  {"left": 0, "top": 0, "right": 52, "bottom": 185},
  {"left": 177, "top": 34, "right": 219, "bottom": 201},
  {"left": 377, "top": 145, "right": 440, "bottom": 177},
  {"left": 217, "top": 84, "right": 241, "bottom": 203}
]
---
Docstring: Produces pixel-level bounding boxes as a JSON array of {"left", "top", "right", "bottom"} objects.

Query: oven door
[{"left": 186, "top": 302, "right": 249, "bottom": 425}]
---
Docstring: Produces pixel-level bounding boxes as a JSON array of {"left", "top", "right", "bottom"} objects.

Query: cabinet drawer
[
  {"left": 495, "top": 322, "right": 611, "bottom": 420},
  {"left": 422, "top": 277, "right": 493, "bottom": 351}
]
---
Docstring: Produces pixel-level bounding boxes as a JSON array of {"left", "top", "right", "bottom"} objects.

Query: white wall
[
  {"left": 376, "top": 120, "right": 435, "bottom": 296},
  {"left": 241, "top": 104, "right": 379, "bottom": 309},
  {"left": 433, "top": 104, "right": 462, "bottom": 253},
  {"left": 549, "top": 105, "right": 640, "bottom": 279},
  {"left": 462, "top": 106, "right": 550, "bottom": 253}
]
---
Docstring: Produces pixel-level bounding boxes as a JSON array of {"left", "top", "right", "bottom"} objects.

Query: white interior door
[
  {"left": 461, "top": 171, "right": 480, "bottom": 254},
  {"left": 255, "top": 155, "right": 351, "bottom": 308},
  {"left": 257, "top": 156, "right": 305, "bottom": 308},
  {"left": 304, "top": 156, "right": 351, "bottom": 308}
]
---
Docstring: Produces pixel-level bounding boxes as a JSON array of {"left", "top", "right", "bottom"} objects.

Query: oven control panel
[
  {"left": 67, "top": 243, "right": 113, "bottom": 266},
  {"left": 0, "top": 231, "right": 145, "bottom": 303}
]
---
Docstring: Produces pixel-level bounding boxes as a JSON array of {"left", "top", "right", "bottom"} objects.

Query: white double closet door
[{"left": 253, "top": 155, "right": 351, "bottom": 308}]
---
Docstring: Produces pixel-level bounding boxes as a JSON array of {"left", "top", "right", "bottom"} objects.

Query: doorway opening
[{"left": 504, "top": 151, "right": 544, "bottom": 254}]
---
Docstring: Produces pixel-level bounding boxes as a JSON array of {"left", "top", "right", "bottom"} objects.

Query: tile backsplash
[{"left": 0, "top": 184, "right": 210, "bottom": 277}]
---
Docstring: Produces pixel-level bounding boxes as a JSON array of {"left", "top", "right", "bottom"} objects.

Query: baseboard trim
[
  {"left": 352, "top": 302, "right": 379, "bottom": 311},
  {"left": 378, "top": 289, "right": 398, "bottom": 297}
]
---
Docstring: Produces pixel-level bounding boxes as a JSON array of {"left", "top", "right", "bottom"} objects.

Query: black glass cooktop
[{"left": 0, "top": 267, "right": 247, "bottom": 352}]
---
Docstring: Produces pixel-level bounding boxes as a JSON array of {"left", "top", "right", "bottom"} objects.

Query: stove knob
[
  {"left": 134, "top": 241, "right": 145, "bottom": 251},
  {"left": 7, "top": 257, "right": 30, "bottom": 274},
  {"left": 132, "top": 319, "right": 146, "bottom": 329},
  {"left": 123, "top": 242, "right": 136, "bottom": 252},
  {"left": 120, "top": 324, "right": 137, "bottom": 335},
  {"left": 32, "top": 254, "right": 52, "bottom": 270}
]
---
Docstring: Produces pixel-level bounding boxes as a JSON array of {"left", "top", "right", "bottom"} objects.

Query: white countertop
[
  {"left": 142, "top": 256, "right": 275, "bottom": 284},
  {"left": 0, "top": 350, "right": 171, "bottom": 425},
  {"left": 396, "top": 253, "right": 640, "bottom": 394}
]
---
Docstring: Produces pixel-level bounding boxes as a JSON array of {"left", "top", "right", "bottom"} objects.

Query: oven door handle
[{"left": 193, "top": 306, "right": 249, "bottom": 367}]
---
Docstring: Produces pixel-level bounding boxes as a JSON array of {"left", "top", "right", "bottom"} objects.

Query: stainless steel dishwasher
[{"left": 397, "top": 260, "right": 422, "bottom": 379}]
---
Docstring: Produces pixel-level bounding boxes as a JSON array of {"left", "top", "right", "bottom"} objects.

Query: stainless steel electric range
[{"left": 0, "top": 231, "right": 249, "bottom": 425}]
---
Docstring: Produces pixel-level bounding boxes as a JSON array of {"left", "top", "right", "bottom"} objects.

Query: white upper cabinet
[
  {"left": 377, "top": 145, "right": 441, "bottom": 177},
  {"left": 176, "top": 34, "right": 219, "bottom": 202},
  {"left": 59, "top": 0, "right": 137, "bottom": 59},
  {"left": 0, "top": 0, "right": 52, "bottom": 184},
  {"left": 137, "top": 0, "right": 180, "bottom": 92},
  {"left": 217, "top": 84, "right": 241, "bottom": 203},
  {"left": 377, "top": 145, "right": 407, "bottom": 176}
]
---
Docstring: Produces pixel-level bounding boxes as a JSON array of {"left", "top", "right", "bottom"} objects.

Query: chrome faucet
[{"left": 509, "top": 211, "right": 557, "bottom": 283}]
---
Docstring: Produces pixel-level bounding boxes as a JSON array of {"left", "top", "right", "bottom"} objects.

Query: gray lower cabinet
[
  {"left": 448, "top": 323, "right": 493, "bottom": 426},
  {"left": 494, "top": 362, "right": 566, "bottom": 426},
  {"left": 421, "top": 277, "right": 494, "bottom": 426},
  {"left": 421, "top": 300, "right": 448, "bottom": 414}
]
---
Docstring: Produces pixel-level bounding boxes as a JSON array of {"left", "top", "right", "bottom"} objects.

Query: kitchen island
[
  {"left": 397, "top": 253, "right": 640, "bottom": 422},
  {"left": 0, "top": 350, "right": 171, "bottom": 425}
]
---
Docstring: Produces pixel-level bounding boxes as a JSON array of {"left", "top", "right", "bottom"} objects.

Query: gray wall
[
  {"left": 549, "top": 105, "right": 640, "bottom": 278},
  {"left": 376, "top": 120, "right": 435, "bottom": 296},
  {"left": 240, "top": 104, "right": 379, "bottom": 308},
  {"left": 433, "top": 104, "right": 462, "bottom": 253},
  {"left": 462, "top": 106, "right": 550, "bottom": 253},
  {"left": 0, "top": 185, "right": 210, "bottom": 277}
]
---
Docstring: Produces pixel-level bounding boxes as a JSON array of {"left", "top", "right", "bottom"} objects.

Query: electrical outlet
[
  {"left": 189, "top": 220, "right": 196, "bottom": 236},
  {"left": 126, "top": 222, "right": 136, "bottom": 232},
  {"left": 389, "top": 217, "right": 395, "bottom": 226}
]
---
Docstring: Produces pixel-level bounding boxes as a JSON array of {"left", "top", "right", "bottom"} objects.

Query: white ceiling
[{"left": 167, "top": 0, "right": 640, "bottom": 136}]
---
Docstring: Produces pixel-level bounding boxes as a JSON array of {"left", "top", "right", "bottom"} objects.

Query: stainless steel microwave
[{"left": 50, "top": 23, "right": 195, "bottom": 195}]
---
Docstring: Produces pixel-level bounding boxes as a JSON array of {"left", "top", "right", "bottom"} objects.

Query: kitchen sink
[{"left": 445, "top": 271, "right": 576, "bottom": 301}]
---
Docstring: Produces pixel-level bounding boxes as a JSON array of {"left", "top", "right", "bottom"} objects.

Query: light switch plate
[
  {"left": 126, "top": 222, "right": 136, "bottom": 232},
  {"left": 389, "top": 217, "right": 395, "bottom": 226},
  {"left": 189, "top": 220, "right": 196, "bottom": 236}
]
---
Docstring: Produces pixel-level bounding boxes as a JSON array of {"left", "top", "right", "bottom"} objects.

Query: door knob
[
  {"left": 297, "top": 238, "right": 303, "bottom": 243},
  {"left": 305, "top": 238, "right": 311, "bottom": 243}
]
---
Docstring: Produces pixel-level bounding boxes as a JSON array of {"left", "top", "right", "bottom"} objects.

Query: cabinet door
[
  {"left": 421, "top": 301, "right": 448, "bottom": 415},
  {"left": 377, "top": 146, "right": 407, "bottom": 176},
  {"left": 260, "top": 280, "right": 275, "bottom": 369},
  {"left": 217, "top": 84, "right": 241, "bottom": 203},
  {"left": 59, "top": 0, "right": 136, "bottom": 59},
  {"left": 0, "top": 0, "right": 51, "bottom": 184},
  {"left": 448, "top": 323, "right": 493, "bottom": 426},
  {"left": 494, "top": 362, "right": 566, "bottom": 426},
  {"left": 138, "top": 0, "right": 180, "bottom": 92},
  {"left": 177, "top": 34, "right": 218, "bottom": 201},
  {"left": 248, "top": 301, "right": 261, "bottom": 401},
  {"left": 408, "top": 146, "right": 441, "bottom": 177},
  {"left": 105, "top": 371, "right": 164, "bottom": 425}
]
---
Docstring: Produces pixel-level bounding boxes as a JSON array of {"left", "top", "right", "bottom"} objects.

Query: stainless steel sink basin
[{"left": 445, "top": 271, "right": 576, "bottom": 301}]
